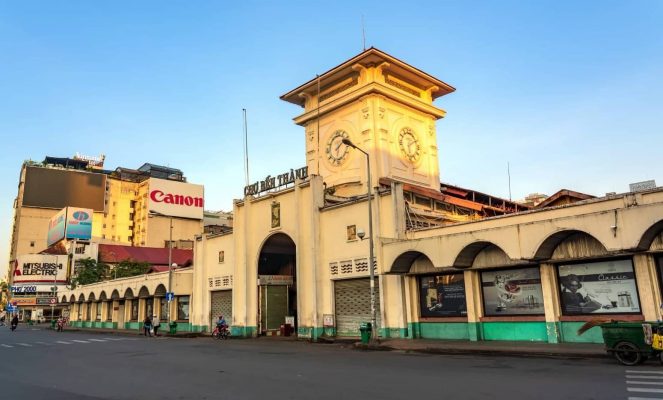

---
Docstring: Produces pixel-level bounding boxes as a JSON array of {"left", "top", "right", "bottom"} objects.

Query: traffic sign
[
  {"left": 166, "top": 292, "right": 174, "bottom": 302},
  {"left": 49, "top": 298, "right": 57, "bottom": 305}
]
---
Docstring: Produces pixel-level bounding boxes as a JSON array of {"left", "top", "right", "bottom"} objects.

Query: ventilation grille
[{"left": 209, "top": 275, "right": 233, "bottom": 288}]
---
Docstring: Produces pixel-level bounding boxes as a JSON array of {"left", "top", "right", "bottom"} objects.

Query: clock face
[
  {"left": 326, "top": 130, "right": 350, "bottom": 166},
  {"left": 399, "top": 128, "right": 421, "bottom": 162}
]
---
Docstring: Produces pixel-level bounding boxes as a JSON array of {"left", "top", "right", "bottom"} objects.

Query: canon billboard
[{"left": 148, "top": 178, "right": 204, "bottom": 220}]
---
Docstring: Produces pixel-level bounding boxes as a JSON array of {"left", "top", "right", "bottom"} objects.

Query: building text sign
[
  {"left": 148, "top": 178, "right": 204, "bottom": 220},
  {"left": 244, "top": 167, "right": 308, "bottom": 196},
  {"left": 14, "top": 254, "right": 69, "bottom": 283}
]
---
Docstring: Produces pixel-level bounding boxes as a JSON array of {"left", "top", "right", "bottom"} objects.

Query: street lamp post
[
  {"left": 149, "top": 210, "right": 174, "bottom": 325},
  {"left": 342, "top": 138, "right": 378, "bottom": 343}
]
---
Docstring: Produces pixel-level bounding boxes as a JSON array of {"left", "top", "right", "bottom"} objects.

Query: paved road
[{"left": 0, "top": 325, "right": 660, "bottom": 400}]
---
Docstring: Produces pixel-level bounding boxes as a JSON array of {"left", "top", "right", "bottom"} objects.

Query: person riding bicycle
[{"left": 216, "top": 315, "right": 227, "bottom": 333}]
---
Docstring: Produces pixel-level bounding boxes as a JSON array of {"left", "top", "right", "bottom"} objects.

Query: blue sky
[{"left": 1, "top": 1, "right": 662, "bottom": 277}]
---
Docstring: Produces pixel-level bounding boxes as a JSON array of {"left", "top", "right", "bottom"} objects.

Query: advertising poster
[
  {"left": 14, "top": 254, "right": 69, "bottom": 283},
  {"left": 558, "top": 259, "right": 640, "bottom": 315},
  {"left": 481, "top": 268, "right": 544, "bottom": 316},
  {"left": 47, "top": 208, "right": 67, "bottom": 246},
  {"left": 65, "top": 207, "right": 93, "bottom": 241},
  {"left": 419, "top": 274, "right": 467, "bottom": 317},
  {"left": 148, "top": 178, "right": 204, "bottom": 220}
]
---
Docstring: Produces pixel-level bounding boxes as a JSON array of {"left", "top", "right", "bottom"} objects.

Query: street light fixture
[
  {"left": 341, "top": 138, "right": 378, "bottom": 343},
  {"left": 149, "top": 210, "right": 174, "bottom": 326}
]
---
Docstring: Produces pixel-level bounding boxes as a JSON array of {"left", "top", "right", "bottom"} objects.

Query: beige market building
[{"left": 188, "top": 48, "right": 663, "bottom": 344}]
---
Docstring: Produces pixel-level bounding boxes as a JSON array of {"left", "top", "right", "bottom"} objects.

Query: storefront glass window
[
  {"left": 86, "top": 303, "right": 92, "bottom": 321},
  {"left": 96, "top": 302, "right": 102, "bottom": 321},
  {"left": 418, "top": 274, "right": 466, "bottom": 317},
  {"left": 145, "top": 298, "right": 154, "bottom": 319},
  {"left": 481, "top": 267, "right": 545, "bottom": 316},
  {"left": 558, "top": 259, "right": 640, "bottom": 315},
  {"left": 106, "top": 301, "right": 113, "bottom": 321},
  {"left": 131, "top": 300, "right": 139, "bottom": 321},
  {"left": 177, "top": 296, "right": 190, "bottom": 320},
  {"left": 160, "top": 297, "right": 168, "bottom": 321}
]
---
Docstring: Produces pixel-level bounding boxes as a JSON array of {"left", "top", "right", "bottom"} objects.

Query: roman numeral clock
[{"left": 398, "top": 127, "right": 421, "bottom": 163}]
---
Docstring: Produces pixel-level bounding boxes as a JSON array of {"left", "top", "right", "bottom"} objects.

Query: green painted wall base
[
  {"left": 482, "top": 322, "right": 547, "bottom": 341},
  {"left": 560, "top": 322, "right": 604, "bottom": 343},
  {"left": 380, "top": 327, "right": 408, "bottom": 338},
  {"left": 297, "top": 326, "right": 324, "bottom": 340},
  {"left": 230, "top": 325, "right": 257, "bottom": 338},
  {"left": 546, "top": 322, "right": 561, "bottom": 343}
]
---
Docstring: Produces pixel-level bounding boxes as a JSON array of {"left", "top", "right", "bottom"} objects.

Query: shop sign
[
  {"left": 13, "top": 254, "right": 68, "bottom": 283},
  {"left": 481, "top": 268, "right": 545, "bottom": 316},
  {"left": 419, "top": 273, "right": 467, "bottom": 317},
  {"left": 148, "top": 178, "right": 204, "bottom": 220},
  {"left": 558, "top": 259, "right": 640, "bottom": 315},
  {"left": 244, "top": 166, "right": 308, "bottom": 196},
  {"left": 258, "top": 275, "right": 293, "bottom": 286},
  {"left": 47, "top": 208, "right": 67, "bottom": 246},
  {"left": 36, "top": 298, "right": 57, "bottom": 305},
  {"left": 11, "top": 297, "right": 37, "bottom": 306}
]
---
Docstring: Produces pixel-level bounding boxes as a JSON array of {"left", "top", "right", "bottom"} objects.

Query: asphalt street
[{"left": 0, "top": 325, "right": 660, "bottom": 400}]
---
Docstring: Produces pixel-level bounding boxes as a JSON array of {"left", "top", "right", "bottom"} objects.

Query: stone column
[
  {"left": 464, "top": 269, "right": 483, "bottom": 341},
  {"left": 633, "top": 254, "right": 661, "bottom": 321},
  {"left": 539, "top": 263, "right": 562, "bottom": 343}
]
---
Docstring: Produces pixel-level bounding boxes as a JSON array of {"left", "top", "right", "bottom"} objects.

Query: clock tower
[{"left": 280, "top": 48, "right": 455, "bottom": 197}]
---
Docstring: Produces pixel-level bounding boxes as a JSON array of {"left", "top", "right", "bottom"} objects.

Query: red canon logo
[{"left": 150, "top": 190, "right": 204, "bottom": 208}]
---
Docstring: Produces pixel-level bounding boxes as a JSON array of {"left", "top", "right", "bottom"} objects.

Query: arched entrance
[{"left": 257, "top": 233, "right": 296, "bottom": 336}]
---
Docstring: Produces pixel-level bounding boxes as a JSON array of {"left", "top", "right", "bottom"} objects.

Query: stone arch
[
  {"left": 534, "top": 230, "right": 607, "bottom": 261},
  {"left": 123, "top": 288, "right": 135, "bottom": 299},
  {"left": 88, "top": 292, "right": 96, "bottom": 302},
  {"left": 111, "top": 289, "right": 120, "bottom": 300},
  {"left": 61, "top": 295, "right": 68, "bottom": 303},
  {"left": 637, "top": 219, "right": 663, "bottom": 251},
  {"left": 99, "top": 291, "right": 108, "bottom": 301},
  {"left": 77, "top": 293, "right": 85, "bottom": 303},
  {"left": 472, "top": 244, "right": 521, "bottom": 269},
  {"left": 453, "top": 241, "right": 505, "bottom": 269},
  {"left": 138, "top": 286, "right": 150, "bottom": 298},
  {"left": 390, "top": 251, "right": 435, "bottom": 274},
  {"left": 154, "top": 284, "right": 167, "bottom": 297},
  {"left": 70, "top": 294, "right": 76, "bottom": 303}
]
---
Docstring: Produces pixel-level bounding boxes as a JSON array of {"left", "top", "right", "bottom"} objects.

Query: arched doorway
[{"left": 257, "top": 233, "right": 296, "bottom": 336}]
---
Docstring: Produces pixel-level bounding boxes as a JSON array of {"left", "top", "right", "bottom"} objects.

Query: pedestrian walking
[
  {"left": 152, "top": 315, "right": 160, "bottom": 337},
  {"left": 10, "top": 315, "right": 19, "bottom": 331},
  {"left": 143, "top": 316, "right": 152, "bottom": 337}
]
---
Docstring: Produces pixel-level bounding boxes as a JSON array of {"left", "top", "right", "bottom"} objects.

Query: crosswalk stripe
[
  {"left": 628, "top": 397, "right": 663, "bottom": 400},
  {"left": 17, "top": 343, "right": 31, "bottom": 347},
  {"left": 627, "top": 375, "right": 663, "bottom": 380},
  {"left": 627, "top": 370, "right": 663, "bottom": 375},
  {"left": 56, "top": 341, "right": 71, "bottom": 345},
  {"left": 71, "top": 340, "right": 89, "bottom": 344},
  {"left": 103, "top": 337, "right": 123, "bottom": 341},
  {"left": 627, "top": 381, "right": 663, "bottom": 386},
  {"left": 35, "top": 342, "right": 52, "bottom": 346},
  {"left": 628, "top": 388, "right": 663, "bottom": 393},
  {"left": 1, "top": 344, "right": 13, "bottom": 348},
  {"left": 87, "top": 339, "right": 107, "bottom": 342}
]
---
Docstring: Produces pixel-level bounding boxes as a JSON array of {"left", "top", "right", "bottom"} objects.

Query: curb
[
  {"left": 60, "top": 328, "right": 202, "bottom": 339},
  {"left": 352, "top": 343, "right": 608, "bottom": 360}
]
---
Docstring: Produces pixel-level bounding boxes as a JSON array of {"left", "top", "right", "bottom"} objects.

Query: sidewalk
[
  {"left": 57, "top": 326, "right": 201, "bottom": 338},
  {"left": 353, "top": 338, "right": 607, "bottom": 359}
]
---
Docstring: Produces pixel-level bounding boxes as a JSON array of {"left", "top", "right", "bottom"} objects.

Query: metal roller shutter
[
  {"left": 210, "top": 290, "right": 232, "bottom": 328},
  {"left": 334, "top": 278, "right": 380, "bottom": 337}
]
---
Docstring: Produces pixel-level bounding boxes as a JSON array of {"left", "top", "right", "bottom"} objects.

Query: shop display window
[
  {"left": 177, "top": 296, "right": 190, "bottom": 321},
  {"left": 558, "top": 259, "right": 640, "bottom": 315},
  {"left": 481, "top": 267, "right": 544, "bottom": 316},
  {"left": 418, "top": 274, "right": 467, "bottom": 317}
]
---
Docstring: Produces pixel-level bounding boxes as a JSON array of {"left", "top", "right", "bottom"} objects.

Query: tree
[
  {"left": 112, "top": 259, "right": 150, "bottom": 279},
  {"left": 72, "top": 258, "right": 110, "bottom": 286}
]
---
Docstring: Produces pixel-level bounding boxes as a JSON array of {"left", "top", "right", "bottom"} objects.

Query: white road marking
[
  {"left": 627, "top": 381, "right": 663, "bottom": 386},
  {"left": 87, "top": 339, "right": 107, "bottom": 342},
  {"left": 627, "top": 370, "right": 663, "bottom": 375},
  {"left": 17, "top": 343, "right": 31, "bottom": 347},
  {"left": 1, "top": 344, "right": 13, "bottom": 348},
  {"left": 71, "top": 340, "right": 90, "bottom": 344},
  {"left": 627, "top": 375, "right": 663, "bottom": 380},
  {"left": 628, "top": 388, "right": 663, "bottom": 394},
  {"left": 628, "top": 397, "right": 663, "bottom": 400},
  {"left": 35, "top": 341, "right": 52, "bottom": 346},
  {"left": 56, "top": 341, "right": 72, "bottom": 345},
  {"left": 103, "top": 337, "right": 124, "bottom": 341}
]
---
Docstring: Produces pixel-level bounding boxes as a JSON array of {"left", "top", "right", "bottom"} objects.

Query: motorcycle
[
  {"left": 212, "top": 325, "right": 230, "bottom": 340},
  {"left": 10, "top": 323, "right": 17, "bottom": 332}
]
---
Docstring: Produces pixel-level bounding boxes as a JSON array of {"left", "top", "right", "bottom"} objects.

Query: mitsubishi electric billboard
[
  {"left": 148, "top": 178, "right": 204, "bottom": 220},
  {"left": 46, "top": 207, "right": 93, "bottom": 246}
]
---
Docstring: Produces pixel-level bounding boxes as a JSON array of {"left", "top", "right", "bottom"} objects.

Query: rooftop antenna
[
  {"left": 507, "top": 161, "right": 512, "bottom": 201},
  {"left": 243, "top": 108, "right": 250, "bottom": 186},
  {"left": 362, "top": 15, "right": 366, "bottom": 50}
]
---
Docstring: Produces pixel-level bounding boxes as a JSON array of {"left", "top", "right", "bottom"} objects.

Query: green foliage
[
  {"left": 112, "top": 259, "right": 150, "bottom": 279},
  {"left": 72, "top": 258, "right": 110, "bottom": 286}
]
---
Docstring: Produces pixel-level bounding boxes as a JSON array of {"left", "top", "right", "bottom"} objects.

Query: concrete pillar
[
  {"left": 633, "top": 254, "right": 661, "bottom": 321},
  {"left": 138, "top": 298, "right": 146, "bottom": 322},
  {"left": 540, "top": 263, "right": 562, "bottom": 343},
  {"left": 464, "top": 269, "right": 483, "bottom": 341}
]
